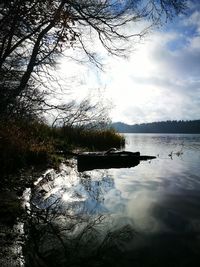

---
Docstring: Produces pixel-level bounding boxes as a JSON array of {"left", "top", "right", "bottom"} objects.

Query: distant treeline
[{"left": 112, "top": 120, "right": 200, "bottom": 133}]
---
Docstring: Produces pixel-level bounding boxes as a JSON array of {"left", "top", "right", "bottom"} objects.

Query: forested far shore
[{"left": 112, "top": 120, "right": 200, "bottom": 133}]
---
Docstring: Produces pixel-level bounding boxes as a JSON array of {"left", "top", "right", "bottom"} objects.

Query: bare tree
[
  {"left": 0, "top": 0, "right": 187, "bottom": 119},
  {"left": 51, "top": 98, "right": 111, "bottom": 128}
]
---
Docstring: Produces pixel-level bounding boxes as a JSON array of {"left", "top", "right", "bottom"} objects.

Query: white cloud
[
  {"left": 58, "top": 7, "right": 200, "bottom": 124},
  {"left": 184, "top": 9, "right": 200, "bottom": 33}
]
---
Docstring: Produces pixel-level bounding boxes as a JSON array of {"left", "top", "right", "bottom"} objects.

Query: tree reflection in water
[{"left": 23, "top": 163, "right": 136, "bottom": 267}]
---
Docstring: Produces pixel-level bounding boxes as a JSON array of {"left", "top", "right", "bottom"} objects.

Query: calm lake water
[
  {"left": 25, "top": 133, "right": 200, "bottom": 266},
  {"left": 110, "top": 134, "right": 200, "bottom": 232}
]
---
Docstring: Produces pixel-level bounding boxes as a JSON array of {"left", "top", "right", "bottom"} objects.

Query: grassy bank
[
  {"left": 0, "top": 120, "right": 125, "bottom": 177},
  {"left": 59, "top": 125, "right": 125, "bottom": 151}
]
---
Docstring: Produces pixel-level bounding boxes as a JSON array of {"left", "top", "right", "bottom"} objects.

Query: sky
[{"left": 58, "top": 0, "right": 200, "bottom": 125}]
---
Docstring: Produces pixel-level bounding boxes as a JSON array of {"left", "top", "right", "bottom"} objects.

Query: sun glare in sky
[{"left": 59, "top": 1, "right": 200, "bottom": 124}]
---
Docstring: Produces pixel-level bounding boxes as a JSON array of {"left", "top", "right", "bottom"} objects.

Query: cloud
[
  {"left": 108, "top": 6, "right": 200, "bottom": 123},
  {"left": 59, "top": 2, "right": 200, "bottom": 124},
  {"left": 151, "top": 32, "right": 200, "bottom": 78}
]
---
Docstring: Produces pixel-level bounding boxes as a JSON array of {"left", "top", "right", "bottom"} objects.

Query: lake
[{"left": 24, "top": 133, "right": 200, "bottom": 267}]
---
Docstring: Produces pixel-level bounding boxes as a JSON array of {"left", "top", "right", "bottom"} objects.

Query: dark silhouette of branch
[{"left": 0, "top": 0, "right": 187, "bottom": 119}]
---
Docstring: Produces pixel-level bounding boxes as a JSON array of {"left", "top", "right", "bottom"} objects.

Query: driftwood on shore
[
  {"left": 55, "top": 149, "right": 156, "bottom": 172},
  {"left": 77, "top": 150, "right": 156, "bottom": 172}
]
